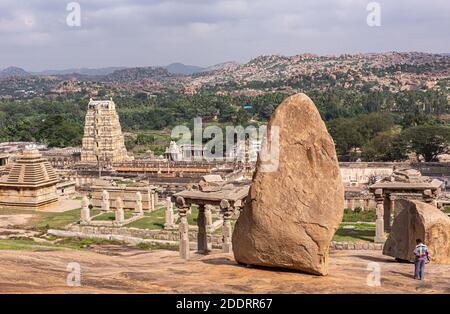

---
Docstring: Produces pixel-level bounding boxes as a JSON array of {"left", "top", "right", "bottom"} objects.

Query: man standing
[{"left": 414, "top": 239, "right": 430, "bottom": 280}]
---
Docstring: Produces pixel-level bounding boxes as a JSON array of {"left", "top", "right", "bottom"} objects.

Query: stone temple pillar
[
  {"left": 387, "top": 194, "right": 396, "bottom": 232},
  {"left": 81, "top": 196, "right": 91, "bottom": 224},
  {"left": 135, "top": 192, "right": 143, "bottom": 215},
  {"left": 101, "top": 190, "right": 110, "bottom": 212},
  {"left": 176, "top": 197, "right": 190, "bottom": 260},
  {"left": 220, "top": 199, "right": 233, "bottom": 253},
  {"left": 384, "top": 194, "right": 392, "bottom": 232},
  {"left": 115, "top": 197, "right": 125, "bottom": 224},
  {"left": 374, "top": 189, "right": 386, "bottom": 243},
  {"left": 205, "top": 205, "right": 213, "bottom": 231},
  {"left": 197, "top": 204, "right": 208, "bottom": 254},
  {"left": 164, "top": 197, "right": 175, "bottom": 229},
  {"left": 150, "top": 191, "right": 155, "bottom": 211}
]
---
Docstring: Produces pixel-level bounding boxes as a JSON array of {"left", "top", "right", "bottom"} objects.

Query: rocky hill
[
  {"left": 1, "top": 52, "right": 449, "bottom": 98},
  {"left": 102, "top": 66, "right": 176, "bottom": 83},
  {"left": 188, "top": 52, "right": 450, "bottom": 93},
  {"left": 0, "top": 66, "right": 30, "bottom": 79}
]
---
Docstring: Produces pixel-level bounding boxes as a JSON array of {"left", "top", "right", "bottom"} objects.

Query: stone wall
[
  {"left": 67, "top": 224, "right": 225, "bottom": 247},
  {"left": 86, "top": 185, "right": 156, "bottom": 211},
  {"left": 63, "top": 225, "right": 382, "bottom": 250},
  {"left": 330, "top": 241, "right": 383, "bottom": 250},
  {"left": 340, "top": 162, "right": 397, "bottom": 186}
]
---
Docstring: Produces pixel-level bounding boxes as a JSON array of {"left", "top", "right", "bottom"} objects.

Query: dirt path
[
  {"left": 0, "top": 247, "right": 449, "bottom": 294},
  {"left": 0, "top": 215, "right": 33, "bottom": 228}
]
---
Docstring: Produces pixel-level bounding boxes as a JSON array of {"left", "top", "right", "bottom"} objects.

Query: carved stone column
[
  {"left": 220, "top": 199, "right": 233, "bottom": 253},
  {"left": 384, "top": 194, "right": 394, "bottom": 232},
  {"left": 81, "top": 196, "right": 91, "bottom": 224},
  {"left": 176, "top": 196, "right": 190, "bottom": 260},
  {"left": 388, "top": 194, "right": 397, "bottom": 230},
  {"left": 150, "top": 190, "right": 155, "bottom": 211},
  {"left": 101, "top": 190, "right": 110, "bottom": 212},
  {"left": 135, "top": 192, "right": 143, "bottom": 215},
  {"left": 115, "top": 197, "right": 125, "bottom": 224},
  {"left": 205, "top": 205, "right": 213, "bottom": 231},
  {"left": 197, "top": 204, "right": 208, "bottom": 254},
  {"left": 374, "top": 189, "right": 386, "bottom": 243},
  {"left": 164, "top": 197, "right": 175, "bottom": 229}
]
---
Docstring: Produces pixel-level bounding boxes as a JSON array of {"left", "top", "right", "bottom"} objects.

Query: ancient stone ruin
[
  {"left": 80, "top": 196, "right": 91, "bottom": 224},
  {"left": 383, "top": 199, "right": 450, "bottom": 264},
  {"left": 369, "top": 167, "right": 444, "bottom": 243},
  {"left": 0, "top": 150, "right": 60, "bottom": 210},
  {"left": 232, "top": 93, "right": 345, "bottom": 276}
]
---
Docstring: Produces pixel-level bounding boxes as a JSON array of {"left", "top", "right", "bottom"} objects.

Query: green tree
[
  {"left": 363, "top": 131, "right": 408, "bottom": 161},
  {"left": 401, "top": 125, "right": 450, "bottom": 162}
]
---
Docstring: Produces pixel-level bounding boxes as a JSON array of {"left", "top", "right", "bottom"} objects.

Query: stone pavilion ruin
[
  {"left": 369, "top": 168, "right": 444, "bottom": 243},
  {"left": 0, "top": 150, "right": 59, "bottom": 210}
]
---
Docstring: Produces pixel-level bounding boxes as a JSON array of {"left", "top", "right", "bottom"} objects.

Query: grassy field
[
  {"left": 332, "top": 222, "right": 376, "bottom": 242},
  {"left": 0, "top": 208, "right": 87, "bottom": 232},
  {"left": 92, "top": 211, "right": 134, "bottom": 221},
  {"left": 342, "top": 209, "right": 376, "bottom": 222},
  {"left": 0, "top": 238, "right": 137, "bottom": 251},
  {"left": 126, "top": 208, "right": 166, "bottom": 230},
  {"left": 125, "top": 206, "right": 204, "bottom": 230}
]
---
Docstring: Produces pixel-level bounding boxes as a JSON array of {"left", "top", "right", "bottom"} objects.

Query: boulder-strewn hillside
[
  {"left": 188, "top": 52, "right": 450, "bottom": 93},
  {"left": 0, "top": 52, "right": 449, "bottom": 98}
]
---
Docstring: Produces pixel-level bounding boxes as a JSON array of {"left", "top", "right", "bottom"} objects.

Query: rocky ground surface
[
  {"left": 0, "top": 214, "right": 33, "bottom": 228},
  {"left": 0, "top": 247, "right": 449, "bottom": 294}
]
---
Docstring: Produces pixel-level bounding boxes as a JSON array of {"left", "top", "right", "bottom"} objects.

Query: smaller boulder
[{"left": 383, "top": 200, "right": 450, "bottom": 264}]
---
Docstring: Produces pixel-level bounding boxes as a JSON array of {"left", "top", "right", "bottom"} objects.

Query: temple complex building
[
  {"left": 0, "top": 150, "right": 59, "bottom": 210},
  {"left": 81, "top": 98, "right": 133, "bottom": 163}
]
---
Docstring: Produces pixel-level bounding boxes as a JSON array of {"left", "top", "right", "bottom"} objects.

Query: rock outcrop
[
  {"left": 383, "top": 200, "right": 450, "bottom": 264},
  {"left": 232, "top": 93, "right": 344, "bottom": 276}
]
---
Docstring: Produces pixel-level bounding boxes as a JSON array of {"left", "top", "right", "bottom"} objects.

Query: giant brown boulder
[
  {"left": 232, "top": 93, "right": 344, "bottom": 276},
  {"left": 383, "top": 200, "right": 450, "bottom": 264}
]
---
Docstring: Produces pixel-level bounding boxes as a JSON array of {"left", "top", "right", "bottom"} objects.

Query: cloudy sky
[{"left": 0, "top": 0, "right": 449, "bottom": 71}]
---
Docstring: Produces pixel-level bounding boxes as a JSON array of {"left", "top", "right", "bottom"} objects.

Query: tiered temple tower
[
  {"left": 81, "top": 98, "right": 133, "bottom": 163},
  {"left": 0, "top": 150, "right": 59, "bottom": 210}
]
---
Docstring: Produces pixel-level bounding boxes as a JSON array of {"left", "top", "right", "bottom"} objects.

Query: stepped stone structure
[
  {"left": 81, "top": 98, "right": 133, "bottom": 163},
  {"left": 0, "top": 150, "right": 59, "bottom": 210}
]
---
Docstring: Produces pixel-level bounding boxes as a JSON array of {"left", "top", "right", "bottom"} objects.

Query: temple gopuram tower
[{"left": 81, "top": 98, "right": 133, "bottom": 163}]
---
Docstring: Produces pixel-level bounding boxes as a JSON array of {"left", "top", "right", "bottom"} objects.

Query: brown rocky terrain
[{"left": 0, "top": 247, "right": 449, "bottom": 294}]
